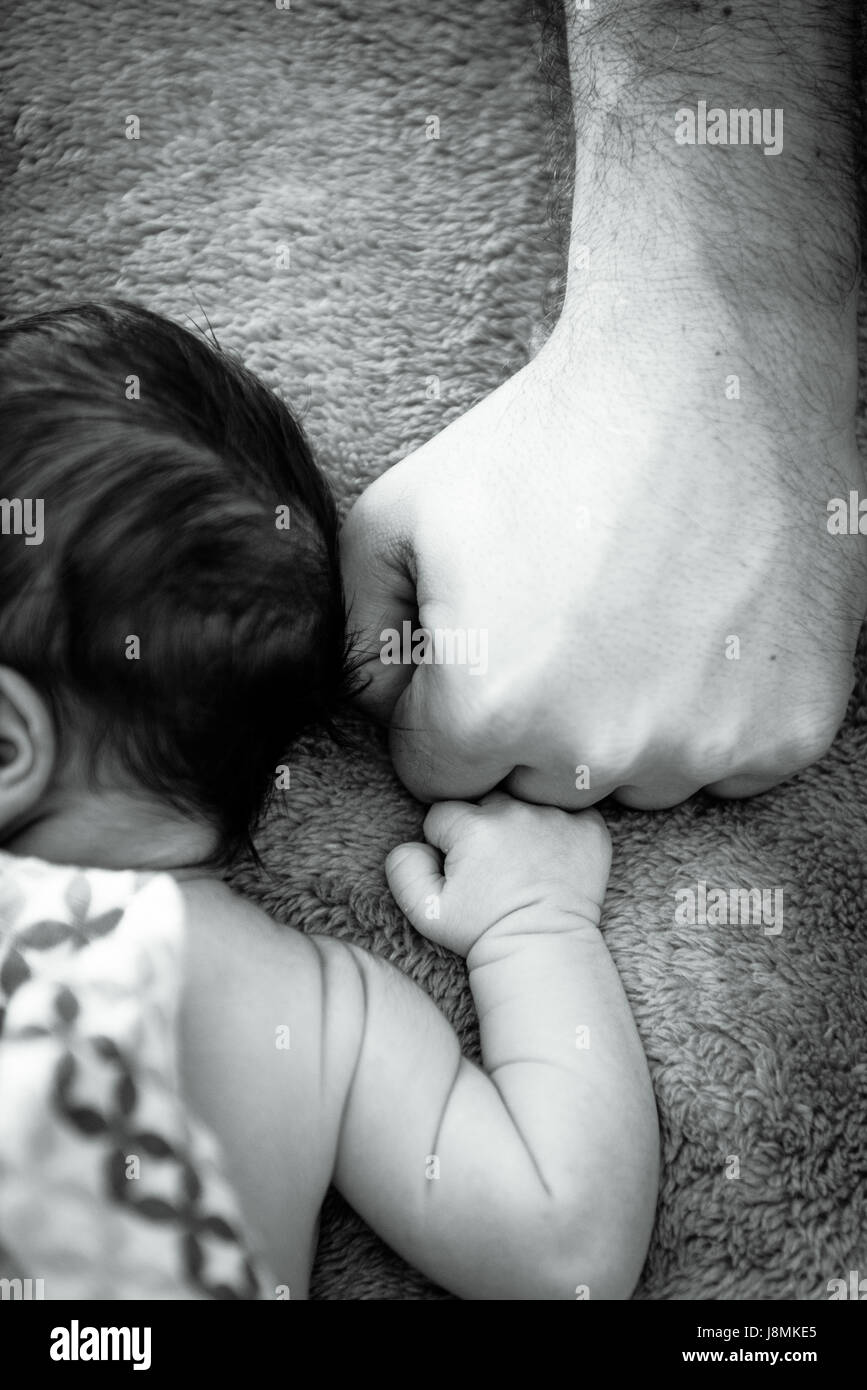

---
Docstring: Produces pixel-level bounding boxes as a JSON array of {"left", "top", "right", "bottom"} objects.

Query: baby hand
[{"left": 385, "top": 791, "right": 611, "bottom": 958}]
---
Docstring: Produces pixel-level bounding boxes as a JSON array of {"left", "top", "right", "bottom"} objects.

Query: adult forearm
[{"left": 562, "top": 0, "right": 860, "bottom": 314}]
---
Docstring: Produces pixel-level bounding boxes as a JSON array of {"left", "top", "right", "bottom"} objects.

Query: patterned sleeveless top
[{"left": 0, "top": 852, "right": 271, "bottom": 1300}]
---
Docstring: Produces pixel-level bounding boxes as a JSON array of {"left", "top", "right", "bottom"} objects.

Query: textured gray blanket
[{"left": 2, "top": 0, "right": 865, "bottom": 1299}]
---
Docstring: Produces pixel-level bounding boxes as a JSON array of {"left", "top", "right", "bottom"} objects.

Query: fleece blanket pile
[{"left": 1, "top": 0, "right": 865, "bottom": 1298}]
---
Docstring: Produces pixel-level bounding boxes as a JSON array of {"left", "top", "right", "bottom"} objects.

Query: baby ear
[{"left": 0, "top": 666, "right": 56, "bottom": 836}]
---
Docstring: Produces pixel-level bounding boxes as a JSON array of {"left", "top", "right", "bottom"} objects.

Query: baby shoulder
[{"left": 176, "top": 877, "right": 366, "bottom": 1097}]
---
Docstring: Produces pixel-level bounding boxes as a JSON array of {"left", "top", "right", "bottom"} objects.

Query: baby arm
[{"left": 321, "top": 792, "right": 659, "bottom": 1300}]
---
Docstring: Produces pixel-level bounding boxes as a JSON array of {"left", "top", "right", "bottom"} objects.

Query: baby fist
[{"left": 386, "top": 792, "right": 611, "bottom": 958}]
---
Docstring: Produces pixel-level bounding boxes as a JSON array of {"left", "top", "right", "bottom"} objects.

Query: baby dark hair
[{"left": 0, "top": 299, "right": 354, "bottom": 863}]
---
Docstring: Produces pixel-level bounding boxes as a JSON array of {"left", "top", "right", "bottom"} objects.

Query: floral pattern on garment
[{"left": 0, "top": 853, "right": 270, "bottom": 1300}]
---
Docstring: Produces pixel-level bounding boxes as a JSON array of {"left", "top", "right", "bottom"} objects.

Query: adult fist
[{"left": 341, "top": 286, "right": 867, "bottom": 809}]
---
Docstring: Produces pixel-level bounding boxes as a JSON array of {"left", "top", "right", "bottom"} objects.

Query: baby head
[{"left": 0, "top": 299, "right": 353, "bottom": 870}]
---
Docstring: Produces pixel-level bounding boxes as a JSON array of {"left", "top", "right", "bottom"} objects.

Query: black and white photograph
[{"left": 0, "top": 0, "right": 865, "bottom": 1351}]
